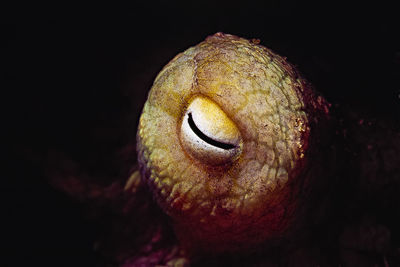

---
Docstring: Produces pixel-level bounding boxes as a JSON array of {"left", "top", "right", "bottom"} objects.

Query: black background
[{"left": 3, "top": 2, "right": 399, "bottom": 266}]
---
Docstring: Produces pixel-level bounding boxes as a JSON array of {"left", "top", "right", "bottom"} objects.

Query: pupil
[{"left": 187, "top": 113, "right": 236, "bottom": 150}]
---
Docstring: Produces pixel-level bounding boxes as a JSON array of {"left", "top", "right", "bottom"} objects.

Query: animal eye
[
  {"left": 180, "top": 96, "right": 242, "bottom": 165},
  {"left": 187, "top": 112, "right": 236, "bottom": 150}
]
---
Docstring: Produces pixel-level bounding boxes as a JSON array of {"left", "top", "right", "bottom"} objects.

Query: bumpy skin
[{"left": 137, "top": 33, "right": 330, "bottom": 254}]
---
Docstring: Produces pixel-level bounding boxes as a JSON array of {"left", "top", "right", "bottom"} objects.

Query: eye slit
[
  {"left": 180, "top": 96, "right": 243, "bottom": 165},
  {"left": 187, "top": 112, "right": 236, "bottom": 150}
]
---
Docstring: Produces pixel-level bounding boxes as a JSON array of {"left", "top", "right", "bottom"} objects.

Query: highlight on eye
[{"left": 179, "top": 96, "right": 242, "bottom": 165}]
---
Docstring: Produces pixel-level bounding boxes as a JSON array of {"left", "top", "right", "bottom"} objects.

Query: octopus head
[{"left": 137, "top": 33, "right": 330, "bottom": 254}]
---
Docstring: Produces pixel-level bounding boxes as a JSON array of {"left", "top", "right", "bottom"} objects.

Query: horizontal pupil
[{"left": 187, "top": 112, "right": 236, "bottom": 150}]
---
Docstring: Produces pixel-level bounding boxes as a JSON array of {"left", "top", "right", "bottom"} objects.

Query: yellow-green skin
[{"left": 137, "top": 33, "right": 329, "bottom": 254}]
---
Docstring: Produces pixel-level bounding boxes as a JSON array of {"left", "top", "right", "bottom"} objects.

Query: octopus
[{"left": 46, "top": 33, "right": 400, "bottom": 266}]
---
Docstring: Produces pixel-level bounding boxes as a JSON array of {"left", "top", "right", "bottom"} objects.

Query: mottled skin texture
[
  {"left": 44, "top": 33, "right": 400, "bottom": 266},
  {"left": 136, "top": 33, "right": 330, "bottom": 254}
]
